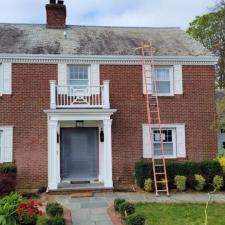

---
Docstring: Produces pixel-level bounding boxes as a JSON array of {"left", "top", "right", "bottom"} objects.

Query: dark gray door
[{"left": 61, "top": 128, "right": 99, "bottom": 181}]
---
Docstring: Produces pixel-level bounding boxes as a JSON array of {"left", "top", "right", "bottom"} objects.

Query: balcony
[{"left": 50, "top": 80, "right": 110, "bottom": 109}]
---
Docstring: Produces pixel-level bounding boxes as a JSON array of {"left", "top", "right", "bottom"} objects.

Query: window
[
  {"left": 68, "top": 65, "right": 89, "bottom": 88},
  {"left": 143, "top": 124, "right": 185, "bottom": 159},
  {"left": 152, "top": 67, "right": 173, "bottom": 95},
  {"left": 153, "top": 129, "right": 175, "bottom": 157}
]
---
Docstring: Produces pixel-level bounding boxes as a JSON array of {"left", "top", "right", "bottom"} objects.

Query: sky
[{"left": 0, "top": 0, "right": 217, "bottom": 30}]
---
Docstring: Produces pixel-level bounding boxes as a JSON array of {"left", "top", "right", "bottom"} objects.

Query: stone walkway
[{"left": 56, "top": 192, "right": 225, "bottom": 225}]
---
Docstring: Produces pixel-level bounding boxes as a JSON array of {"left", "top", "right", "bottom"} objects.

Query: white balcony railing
[{"left": 50, "top": 80, "right": 110, "bottom": 109}]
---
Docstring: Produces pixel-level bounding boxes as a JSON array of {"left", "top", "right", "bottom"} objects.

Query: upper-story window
[
  {"left": 152, "top": 67, "right": 173, "bottom": 96},
  {"left": 67, "top": 65, "right": 90, "bottom": 88},
  {"left": 144, "top": 65, "right": 177, "bottom": 96}
]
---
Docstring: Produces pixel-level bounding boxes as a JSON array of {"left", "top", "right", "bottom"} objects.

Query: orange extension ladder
[{"left": 135, "top": 43, "right": 169, "bottom": 196}]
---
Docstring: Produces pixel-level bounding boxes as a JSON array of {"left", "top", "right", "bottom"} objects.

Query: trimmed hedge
[
  {"left": 0, "top": 163, "right": 17, "bottom": 175},
  {"left": 135, "top": 160, "right": 222, "bottom": 188}
]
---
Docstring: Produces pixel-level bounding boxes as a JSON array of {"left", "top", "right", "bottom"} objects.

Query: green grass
[{"left": 134, "top": 202, "right": 225, "bottom": 225}]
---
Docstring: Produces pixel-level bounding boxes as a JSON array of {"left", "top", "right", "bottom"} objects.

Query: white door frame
[{"left": 45, "top": 109, "right": 116, "bottom": 190}]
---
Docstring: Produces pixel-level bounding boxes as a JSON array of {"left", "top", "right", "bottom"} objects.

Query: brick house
[{"left": 0, "top": 1, "right": 218, "bottom": 190}]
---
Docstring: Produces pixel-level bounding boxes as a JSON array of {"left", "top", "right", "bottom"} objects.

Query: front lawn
[{"left": 135, "top": 202, "right": 225, "bottom": 225}]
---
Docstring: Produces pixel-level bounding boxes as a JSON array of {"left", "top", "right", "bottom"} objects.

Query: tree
[{"left": 187, "top": 0, "right": 225, "bottom": 88}]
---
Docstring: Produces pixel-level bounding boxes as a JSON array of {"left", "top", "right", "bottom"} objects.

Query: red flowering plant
[{"left": 16, "top": 200, "right": 43, "bottom": 225}]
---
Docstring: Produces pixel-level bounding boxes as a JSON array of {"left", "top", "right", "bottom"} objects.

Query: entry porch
[{"left": 45, "top": 109, "right": 116, "bottom": 190}]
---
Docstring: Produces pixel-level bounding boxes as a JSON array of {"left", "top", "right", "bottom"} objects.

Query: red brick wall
[
  {"left": 0, "top": 64, "right": 57, "bottom": 189},
  {"left": 46, "top": 4, "right": 66, "bottom": 28},
  {"left": 100, "top": 65, "right": 217, "bottom": 185},
  {"left": 0, "top": 63, "right": 217, "bottom": 188}
]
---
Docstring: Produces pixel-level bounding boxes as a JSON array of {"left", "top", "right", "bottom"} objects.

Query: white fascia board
[{"left": 0, "top": 54, "right": 218, "bottom": 65}]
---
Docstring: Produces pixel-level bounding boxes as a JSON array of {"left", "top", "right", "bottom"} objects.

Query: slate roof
[{"left": 0, "top": 23, "right": 212, "bottom": 56}]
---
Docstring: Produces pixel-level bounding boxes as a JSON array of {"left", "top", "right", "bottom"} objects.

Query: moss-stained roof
[{"left": 0, "top": 24, "right": 212, "bottom": 56}]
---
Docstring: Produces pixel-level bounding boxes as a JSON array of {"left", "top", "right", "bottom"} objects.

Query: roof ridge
[{"left": 0, "top": 22, "right": 181, "bottom": 30}]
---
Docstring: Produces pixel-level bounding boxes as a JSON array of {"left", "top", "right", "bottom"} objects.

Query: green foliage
[
  {"left": 0, "top": 163, "right": 17, "bottom": 175},
  {"left": 187, "top": 3, "right": 225, "bottom": 88},
  {"left": 126, "top": 213, "right": 146, "bottom": 225},
  {"left": 0, "top": 192, "right": 23, "bottom": 225},
  {"left": 119, "top": 202, "right": 135, "bottom": 217},
  {"left": 37, "top": 216, "right": 48, "bottom": 225},
  {"left": 217, "top": 156, "right": 225, "bottom": 172},
  {"left": 174, "top": 175, "right": 187, "bottom": 191},
  {"left": 194, "top": 174, "right": 206, "bottom": 191},
  {"left": 134, "top": 202, "right": 225, "bottom": 225},
  {"left": 135, "top": 160, "right": 153, "bottom": 188},
  {"left": 144, "top": 178, "right": 153, "bottom": 192},
  {"left": 114, "top": 198, "right": 126, "bottom": 211},
  {"left": 46, "top": 203, "right": 63, "bottom": 217},
  {"left": 46, "top": 216, "right": 65, "bottom": 225},
  {"left": 135, "top": 160, "right": 222, "bottom": 188},
  {"left": 213, "top": 175, "right": 224, "bottom": 191}
]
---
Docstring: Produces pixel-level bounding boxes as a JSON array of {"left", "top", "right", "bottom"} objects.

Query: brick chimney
[{"left": 46, "top": 0, "right": 66, "bottom": 28}]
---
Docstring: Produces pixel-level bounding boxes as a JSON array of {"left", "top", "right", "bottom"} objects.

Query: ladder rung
[
  {"left": 156, "top": 181, "right": 165, "bottom": 183},
  {"left": 155, "top": 173, "right": 165, "bottom": 175},
  {"left": 151, "top": 111, "right": 158, "bottom": 113},
  {"left": 155, "top": 164, "right": 163, "bottom": 167},
  {"left": 158, "top": 190, "right": 167, "bottom": 192}
]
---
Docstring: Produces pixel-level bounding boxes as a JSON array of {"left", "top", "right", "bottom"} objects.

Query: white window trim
[
  {"left": 0, "top": 64, "right": 3, "bottom": 96},
  {"left": 152, "top": 128, "right": 177, "bottom": 159},
  {"left": 143, "top": 123, "right": 185, "bottom": 159},
  {"left": 0, "top": 130, "right": 3, "bottom": 163},
  {"left": 153, "top": 66, "right": 174, "bottom": 96}
]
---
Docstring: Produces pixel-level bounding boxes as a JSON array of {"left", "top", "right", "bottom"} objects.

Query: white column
[
  {"left": 103, "top": 119, "right": 113, "bottom": 188},
  {"left": 48, "top": 119, "right": 58, "bottom": 190},
  {"left": 103, "top": 80, "right": 110, "bottom": 109},
  {"left": 50, "top": 80, "right": 56, "bottom": 109}
]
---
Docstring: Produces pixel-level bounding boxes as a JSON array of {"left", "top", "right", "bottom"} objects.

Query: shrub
[
  {"left": 37, "top": 216, "right": 48, "bottom": 225},
  {"left": 135, "top": 160, "right": 222, "bottom": 188},
  {"left": 0, "top": 192, "right": 23, "bottom": 225},
  {"left": 0, "top": 163, "right": 17, "bottom": 195},
  {"left": 47, "top": 216, "right": 65, "bottom": 225},
  {"left": 16, "top": 200, "right": 43, "bottom": 225},
  {"left": 194, "top": 174, "right": 206, "bottom": 191},
  {"left": 0, "top": 163, "right": 17, "bottom": 175},
  {"left": 119, "top": 202, "right": 135, "bottom": 217},
  {"left": 144, "top": 178, "right": 153, "bottom": 192},
  {"left": 46, "top": 203, "right": 64, "bottom": 217},
  {"left": 217, "top": 156, "right": 225, "bottom": 173},
  {"left": 213, "top": 175, "right": 224, "bottom": 191},
  {"left": 126, "top": 213, "right": 145, "bottom": 225},
  {"left": 0, "top": 173, "right": 16, "bottom": 195},
  {"left": 174, "top": 175, "right": 187, "bottom": 191},
  {"left": 114, "top": 198, "right": 126, "bottom": 211},
  {"left": 135, "top": 160, "right": 153, "bottom": 188}
]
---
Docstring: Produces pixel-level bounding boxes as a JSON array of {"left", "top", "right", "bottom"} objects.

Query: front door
[{"left": 60, "top": 128, "right": 99, "bottom": 181}]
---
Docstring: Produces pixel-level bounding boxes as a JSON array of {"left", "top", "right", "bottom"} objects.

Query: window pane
[
  {"left": 68, "top": 65, "right": 89, "bottom": 81},
  {"left": 69, "top": 80, "right": 88, "bottom": 87},
  {"left": 154, "top": 143, "right": 173, "bottom": 156},
  {"left": 156, "top": 69, "right": 169, "bottom": 81},
  {"left": 153, "top": 81, "right": 170, "bottom": 94}
]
